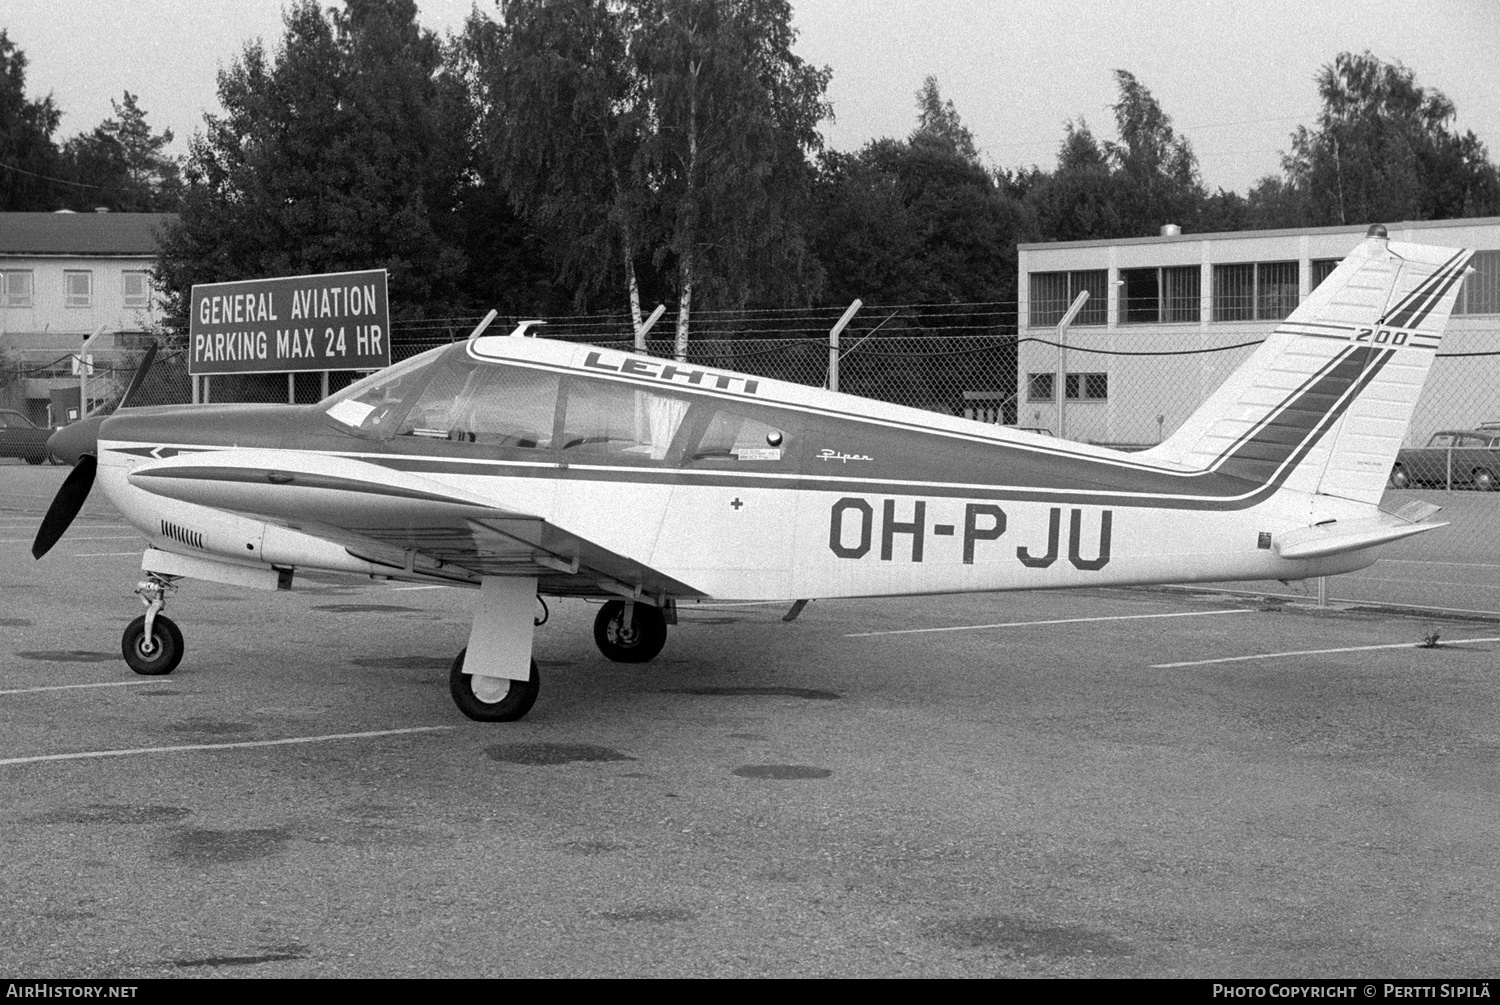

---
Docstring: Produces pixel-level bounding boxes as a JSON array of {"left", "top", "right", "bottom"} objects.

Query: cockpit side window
[
  {"left": 397, "top": 359, "right": 560, "bottom": 449},
  {"left": 559, "top": 378, "right": 690, "bottom": 463},
  {"left": 323, "top": 346, "right": 444, "bottom": 437}
]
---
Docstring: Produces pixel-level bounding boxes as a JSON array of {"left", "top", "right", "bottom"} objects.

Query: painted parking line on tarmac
[
  {"left": 1375, "top": 559, "right": 1500, "bottom": 570},
  {"left": 0, "top": 726, "right": 456, "bottom": 767},
  {"left": 0, "top": 518, "right": 129, "bottom": 526},
  {"left": 1342, "top": 574, "right": 1500, "bottom": 592},
  {"left": 0, "top": 680, "right": 156, "bottom": 697},
  {"left": 1151, "top": 637, "right": 1500, "bottom": 669},
  {"left": 1163, "top": 584, "right": 1500, "bottom": 620},
  {"left": 0, "top": 535, "right": 139, "bottom": 544},
  {"left": 846, "top": 608, "right": 1256, "bottom": 638},
  {"left": 0, "top": 525, "right": 133, "bottom": 531}
]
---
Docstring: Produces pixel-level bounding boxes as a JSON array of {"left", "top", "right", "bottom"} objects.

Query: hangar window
[
  {"left": 65, "top": 270, "right": 92, "bottom": 308},
  {"left": 122, "top": 271, "right": 150, "bottom": 308},
  {"left": 1065, "top": 372, "right": 1108, "bottom": 401},
  {"left": 1026, "top": 373, "right": 1055, "bottom": 402},
  {"left": 1030, "top": 270, "right": 1106, "bottom": 327},
  {"left": 1, "top": 270, "right": 32, "bottom": 307},
  {"left": 1120, "top": 266, "right": 1200, "bottom": 323},
  {"left": 560, "top": 378, "right": 688, "bottom": 462},
  {"left": 397, "top": 361, "right": 560, "bottom": 449},
  {"left": 1455, "top": 250, "right": 1500, "bottom": 315},
  {"left": 1162, "top": 266, "right": 1200, "bottom": 321},
  {"left": 1212, "top": 261, "right": 1298, "bottom": 321},
  {"left": 687, "top": 409, "right": 788, "bottom": 464},
  {"left": 1311, "top": 258, "right": 1342, "bottom": 290},
  {"left": 1120, "top": 268, "right": 1159, "bottom": 323}
]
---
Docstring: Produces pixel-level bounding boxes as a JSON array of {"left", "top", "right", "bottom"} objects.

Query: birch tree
[
  {"left": 465, "top": 0, "right": 653, "bottom": 333},
  {"left": 635, "top": 0, "right": 830, "bottom": 358},
  {"left": 1251, "top": 51, "right": 1500, "bottom": 226}
]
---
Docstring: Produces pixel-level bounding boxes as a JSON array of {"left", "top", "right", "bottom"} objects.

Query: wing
[{"left": 124, "top": 447, "right": 704, "bottom": 600}]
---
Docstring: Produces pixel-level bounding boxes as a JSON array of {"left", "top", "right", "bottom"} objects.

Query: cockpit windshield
[{"left": 323, "top": 344, "right": 447, "bottom": 436}]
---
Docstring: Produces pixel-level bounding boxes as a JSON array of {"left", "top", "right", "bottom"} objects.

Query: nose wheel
[
  {"left": 122, "top": 574, "right": 184, "bottom": 675},
  {"left": 122, "top": 614, "right": 184, "bottom": 675}
]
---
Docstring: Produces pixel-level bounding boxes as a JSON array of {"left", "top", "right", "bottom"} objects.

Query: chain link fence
[{"left": 5, "top": 306, "right": 1497, "bottom": 615}]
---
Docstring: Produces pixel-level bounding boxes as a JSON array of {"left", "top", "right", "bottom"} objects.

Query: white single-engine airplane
[{"left": 33, "top": 227, "right": 1473, "bottom": 722}]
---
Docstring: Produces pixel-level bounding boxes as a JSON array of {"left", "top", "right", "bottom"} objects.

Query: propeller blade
[
  {"left": 32, "top": 454, "right": 97, "bottom": 560},
  {"left": 117, "top": 342, "right": 159, "bottom": 410}
]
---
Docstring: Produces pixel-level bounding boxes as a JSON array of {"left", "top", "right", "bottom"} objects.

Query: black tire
[
  {"left": 1389, "top": 464, "right": 1410, "bottom": 489},
  {"left": 121, "top": 614, "right": 184, "bottom": 676},
  {"left": 593, "top": 600, "right": 668, "bottom": 663},
  {"left": 1474, "top": 468, "right": 1496, "bottom": 492},
  {"left": 449, "top": 648, "right": 539, "bottom": 722}
]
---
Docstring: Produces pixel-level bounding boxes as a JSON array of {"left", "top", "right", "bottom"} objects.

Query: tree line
[
  {"left": 0, "top": 32, "right": 181, "bottom": 213},
  {"left": 3, "top": 1, "right": 1498, "bottom": 341}
]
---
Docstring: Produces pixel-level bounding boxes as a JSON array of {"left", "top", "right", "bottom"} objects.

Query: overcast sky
[{"left": 7, "top": 0, "right": 1500, "bottom": 196}]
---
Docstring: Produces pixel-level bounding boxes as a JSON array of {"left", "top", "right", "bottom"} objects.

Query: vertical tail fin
[{"left": 1142, "top": 232, "right": 1473, "bottom": 505}]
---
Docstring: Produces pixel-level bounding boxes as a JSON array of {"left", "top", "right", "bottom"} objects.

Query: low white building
[
  {"left": 1016, "top": 217, "right": 1500, "bottom": 447},
  {"left": 0, "top": 211, "right": 174, "bottom": 423}
]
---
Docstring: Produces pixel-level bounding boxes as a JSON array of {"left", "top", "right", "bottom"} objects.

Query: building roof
[
  {"left": 0, "top": 212, "right": 177, "bottom": 256},
  {"left": 1017, "top": 215, "right": 1500, "bottom": 253}
]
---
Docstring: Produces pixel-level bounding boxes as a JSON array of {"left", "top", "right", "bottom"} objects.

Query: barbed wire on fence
[{"left": 6, "top": 304, "right": 1495, "bottom": 453}]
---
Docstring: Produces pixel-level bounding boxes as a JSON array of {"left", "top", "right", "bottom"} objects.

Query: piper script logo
[{"left": 818, "top": 449, "right": 873, "bottom": 463}]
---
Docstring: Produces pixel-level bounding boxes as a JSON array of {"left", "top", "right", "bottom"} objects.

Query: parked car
[
  {"left": 1390, "top": 430, "right": 1500, "bottom": 490},
  {"left": 0, "top": 409, "right": 61, "bottom": 464}
]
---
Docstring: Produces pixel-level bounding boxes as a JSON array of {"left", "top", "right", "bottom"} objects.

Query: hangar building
[
  {"left": 1016, "top": 217, "right": 1500, "bottom": 448},
  {"left": 0, "top": 211, "right": 174, "bottom": 424}
]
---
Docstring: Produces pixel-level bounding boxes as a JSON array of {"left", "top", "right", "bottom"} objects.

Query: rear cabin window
[
  {"left": 688, "top": 409, "right": 788, "bottom": 463},
  {"left": 560, "top": 378, "right": 689, "bottom": 462},
  {"left": 397, "top": 361, "right": 560, "bottom": 449}
]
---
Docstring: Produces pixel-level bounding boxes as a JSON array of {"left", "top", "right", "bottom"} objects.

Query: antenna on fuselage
[
  {"left": 507, "top": 320, "right": 547, "bottom": 338},
  {"left": 465, "top": 310, "right": 498, "bottom": 342}
]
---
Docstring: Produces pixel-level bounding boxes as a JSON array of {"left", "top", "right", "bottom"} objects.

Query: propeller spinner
[{"left": 32, "top": 343, "right": 158, "bottom": 560}]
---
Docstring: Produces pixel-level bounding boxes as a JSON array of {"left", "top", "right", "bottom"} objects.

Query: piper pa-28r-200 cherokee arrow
[{"left": 31, "top": 227, "right": 1475, "bottom": 722}]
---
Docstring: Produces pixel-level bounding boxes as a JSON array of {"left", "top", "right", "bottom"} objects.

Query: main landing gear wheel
[
  {"left": 121, "top": 614, "right": 184, "bottom": 676},
  {"left": 449, "top": 648, "right": 540, "bottom": 722},
  {"left": 593, "top": 600, "right": 667, "bottom": 663}
]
